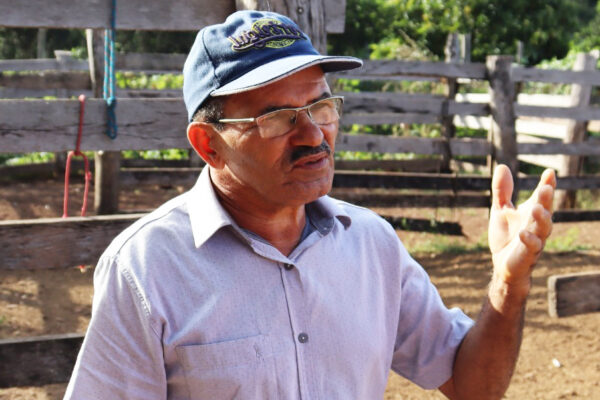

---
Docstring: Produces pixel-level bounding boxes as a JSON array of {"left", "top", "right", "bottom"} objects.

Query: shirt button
[
  {"left": 298, "top": 333, "right": 309, "bottom": 343},
  {"left": 284, "top": 263, "right": 294, "bottom": 270}
]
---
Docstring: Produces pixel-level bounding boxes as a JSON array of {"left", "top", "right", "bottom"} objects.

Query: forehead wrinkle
[{"left": 258, "top": 91, "right": 332, "bottom": 115}]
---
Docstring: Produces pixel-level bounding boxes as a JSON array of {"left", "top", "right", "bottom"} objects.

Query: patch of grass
[
  {"left": 407, "top": 234, "right": 488, "bottom": 255},
  {"left": 545, "top": 227, "right": 591, "bottom": 252},
  {"left": 0, "top": 315, "right": 5, "bottom": 326},
  {"left": 576, "top": 189, "right": 600, "bottom": 209},
  {"left": 2, "top": 152, "right": 55, "bottom": 166}
]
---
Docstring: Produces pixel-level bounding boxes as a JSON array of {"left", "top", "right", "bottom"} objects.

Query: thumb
[{"left": 491, "top": 164, "right": 514, "bottom": 210}]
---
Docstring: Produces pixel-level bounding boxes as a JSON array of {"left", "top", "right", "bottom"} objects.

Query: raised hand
[{"left": 488, "top": 165, "right": 556, "bottom": 291}]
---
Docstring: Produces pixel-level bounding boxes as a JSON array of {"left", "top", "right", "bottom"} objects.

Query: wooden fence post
[
  {"left": 87, "top": 29, "right": 121, "bottom": 214},
  {"left": 441, "top": 33, "right": 460, "bottom": 172},
  {"left": 486, "top": 55, "right": 518, "bottom": 202},
  {"left": 236, "top": 0, "right": 327, "bottom": 54},
  {"left": 554, "top": 51, "right": 599, "bottom": 210}
]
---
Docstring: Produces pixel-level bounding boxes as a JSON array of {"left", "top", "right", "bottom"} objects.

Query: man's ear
[{"left": 187, "top": 122, "right": 224, "bottom": 168}]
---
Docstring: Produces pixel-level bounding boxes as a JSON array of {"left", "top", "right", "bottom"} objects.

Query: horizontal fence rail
[
  {"left": 333, "top": 60, "right": 488, "bottom": 80},
  {"left": 0, "top": 0, "right": 235, "bottom": 30},
  {"left": 0, "top": 215, "right": 141, "bottom": 270},
  {"left": 0, "top": 333, "right": 84, "bottom": 388},
  {"left": 0, "top": 53, "right": 186, "bottom": 74}
]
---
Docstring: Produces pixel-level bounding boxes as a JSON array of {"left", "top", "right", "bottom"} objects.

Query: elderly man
[{"left": 65, "top": 10, "right": 555, "bottom": 400}]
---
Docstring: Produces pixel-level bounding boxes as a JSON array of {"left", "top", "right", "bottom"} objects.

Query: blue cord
[{"left": 103, "top": 0, "right": 117, "bottom": 139}]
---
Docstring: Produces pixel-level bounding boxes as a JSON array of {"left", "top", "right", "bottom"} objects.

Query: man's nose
[{"left": 289, "top": 110, "right": 324, "bottom": 147}]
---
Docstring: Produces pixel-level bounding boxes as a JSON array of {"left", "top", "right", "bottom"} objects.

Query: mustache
[{"left": 290, "top": 141, "right": 332, "bottom": 163}]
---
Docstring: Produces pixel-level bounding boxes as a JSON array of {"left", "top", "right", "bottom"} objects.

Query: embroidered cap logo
[{"left": 228, "top": 18, "right": 306, "bottom": 52}]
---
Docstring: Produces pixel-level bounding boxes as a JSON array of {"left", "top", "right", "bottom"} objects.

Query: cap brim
[{"left": 210, "top": 55, "right": 362, "bottom": 97}]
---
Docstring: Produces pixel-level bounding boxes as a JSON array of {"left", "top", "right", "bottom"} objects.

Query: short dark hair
[{"left": 191, "top": 96, "right": 225, "bottom": 130}]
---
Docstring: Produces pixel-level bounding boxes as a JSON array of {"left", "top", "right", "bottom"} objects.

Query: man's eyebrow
[{"left": 258, "top": 91, "right": 332, "bottom": 115}]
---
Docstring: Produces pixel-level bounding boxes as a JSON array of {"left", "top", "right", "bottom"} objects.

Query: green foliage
[
  {"left": 0, "top": 28, "right": 85, "bottom": 59},
  {"left": 545, "top": 228, "right": 591, "bottom": 252},
  {"left": 572, "top": 1, "right": 600, "bottom": 52},
  {"left": 1, "top": 152, "right": 55, "bottom": 166},
  {"left": 115, "top": 72, "right": 183, "bottom": 90},
  {"left": 121, "top": 149, "right": 189, "bottom": 160},
  {"left": 115, "top": 31, "right": 196, "bottom": 54},
  {"left": 406, "top": 234, "right": 488, "bottom": 255},
  {"left": 329, "top": 0, "right": 594, "bottom": 66}
]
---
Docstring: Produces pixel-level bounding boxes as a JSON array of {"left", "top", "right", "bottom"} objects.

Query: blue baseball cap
[{"left": 183, "top": 10, "right": 362, "bottom": 121}]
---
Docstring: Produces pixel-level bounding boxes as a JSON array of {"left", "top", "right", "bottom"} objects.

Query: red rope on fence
[
  {"left": 62, "top": 94, "right": 92, "bottom": 218},
  {"left": 62, "top": 94, "right": 93, "bottom": 272}
]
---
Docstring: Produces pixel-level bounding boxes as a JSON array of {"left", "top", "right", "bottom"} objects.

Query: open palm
[{"left": 488, "top": 165, "right": 556, "bottom": 288}]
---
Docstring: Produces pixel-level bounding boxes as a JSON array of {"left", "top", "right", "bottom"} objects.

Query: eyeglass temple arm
[{"left": 218, "top": 117, "right": 256, "bottom": 123}]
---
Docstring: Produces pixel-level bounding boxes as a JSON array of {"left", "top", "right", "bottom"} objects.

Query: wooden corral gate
[{"left": 1, "top": 0, "right": 600, "bottom": 389}]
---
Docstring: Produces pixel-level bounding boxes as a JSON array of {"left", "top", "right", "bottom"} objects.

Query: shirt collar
[{"left": 187, "top": 167, "right": 352, "bottom": 249}]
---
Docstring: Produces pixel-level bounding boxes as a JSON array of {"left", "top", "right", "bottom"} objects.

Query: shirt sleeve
[
  {"left": 390, "top": 246, "right": 474, "bottom": 390},
  {"left": 64, "top": 255, "right": 167, "bottom": 400}
]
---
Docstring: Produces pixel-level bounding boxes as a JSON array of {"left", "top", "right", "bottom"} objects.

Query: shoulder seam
[{"left": 116, "top": 255, "right": 163, "bottom": 340}]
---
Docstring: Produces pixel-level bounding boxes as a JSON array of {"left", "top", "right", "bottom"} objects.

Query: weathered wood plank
[
  {"left": 0, "top": 58, "right": 88, "bottom": 72},
  {"left": 332, "top": 171, "right": 491, "bottom": 190},
  {"left": 0, "top": 163, "right": 56, "bottom": 182},
  {"left": 555, "top": 52, "right": 599, "bottom": 210},
  {"left": 333, "top": 60, "right": 487, "bottom": 80},
  {"left": 116, "top": 53, "right": 186, "bottom": 72},
  {"left": 552, "top": 210, "right": 600, "bottom": 222},
  {"left": 0, "top": 333, "right": 84, "bottom": 387},
  {"left": 121, "top": 168, "right": 199, "bottom": 186},
  {"left": 548, "top": 271, "right": 600, "bottom": 317},
  {"left": 332, "top": 191, "right": 490, "bottom": 208},
  {"left": 341, "top": 113, "right": 440, "bottom": 125},
  {"left": 0, "top": 71, "right": 90, "bottom": 90},
  {"left": 0, "top": 0, "right": 235, "bottom": 30},
  {"left": 382, "top": 216, "right": 463, "bottom": 235},
  {"left": 120, "top": 169, "right": 600, "bottom": 191},
  {"left": 323, "top": 0, "right": 346, "bottom": 33},
  {"left": 487, "top": 55, "right": 518, "bottom": 199},
  {"left": 0, "top": 53, "right": 186, "bottom": 73},
  {"left": 519, "top": 176, "right": 600, "bottom": 191},
  {"left": 0, "top": 99, "right": 190, "bottom": 153},
  {"left": 0, "top": 87, "right": 181, "bottom": 100},
  {"left": 0, "top": 87, "right": 93, "bottom": 99},
  {"left": 335, "top": 158, "right": 444, "bottom": 172},
  {"left": 517, "top": 141, "right": 600, "bottom": 156},
  {"left": 337, "top": 134, "right": 491, "bottom": 157},
  {"left": 342, "top": 92, "right": 489, "bottom": 117},
  {"left": 513, "top": 66, "right": 600, "bottom": 85},
  {"left": 515, "top": 104, "right": 600, "bottom": 121},
  {"left": 0, "top": 215, "right": 142, "bottom": 270}
]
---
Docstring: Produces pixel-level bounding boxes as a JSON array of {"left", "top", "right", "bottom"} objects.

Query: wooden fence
[{"left": 2, "top": 0, "right": 600, "bottom": 388}]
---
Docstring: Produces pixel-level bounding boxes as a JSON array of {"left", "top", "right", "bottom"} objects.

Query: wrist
[{"left": 488, "top": 274, "right": 530, "bottom": 314}]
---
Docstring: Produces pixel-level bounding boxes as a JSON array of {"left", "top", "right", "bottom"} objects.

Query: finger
[
  {"left": 530, "top": 169, "right": 556, "bottom": 209},
  {"left": 528, "top": 203, "right": 553, "bottom": 240},
  {"left": 492, "top": 164, "right": 514, "bottom": 210},
  {"left": 540, "top": 168, "right": 557, "bottom": 189},
  {"left": 519, "top": 229, "right": 543, "bottom": 256},
  {"left": 537, "top": 184, "right": 555, "bottom": 213}
]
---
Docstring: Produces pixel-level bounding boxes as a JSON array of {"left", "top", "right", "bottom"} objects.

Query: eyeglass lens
[{"left": 257, "top": 97, "right": 342, "bottom": 138}]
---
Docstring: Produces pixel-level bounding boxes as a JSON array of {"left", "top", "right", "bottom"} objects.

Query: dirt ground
[{"left": 1, "top": 179, "right": 599, "bottom": 399}]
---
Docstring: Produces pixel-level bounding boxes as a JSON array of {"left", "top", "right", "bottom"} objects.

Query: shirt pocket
[{"left": 175, "top": 334, "right": 279, "bottom": 400}]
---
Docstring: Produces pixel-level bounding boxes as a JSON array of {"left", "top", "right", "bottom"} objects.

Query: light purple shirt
[{"left": 65, "top": 168, "right": 473, "bottom": 399}]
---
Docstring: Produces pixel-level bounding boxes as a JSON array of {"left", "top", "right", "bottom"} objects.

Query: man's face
[{"left": 211, "top": 66, "right": 338, "bottom": 210}]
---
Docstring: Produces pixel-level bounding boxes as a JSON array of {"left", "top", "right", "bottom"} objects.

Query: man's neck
[{"left": 210, "top": 171, "right": 307, "bottom": 256}]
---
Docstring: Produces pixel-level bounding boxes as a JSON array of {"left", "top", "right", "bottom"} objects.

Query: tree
[
  {"left": 571, "top": 1, "right": 600, "bottom": 52},
  {"left": 329, "top": 0, "right": 595, "bottom": 65}
]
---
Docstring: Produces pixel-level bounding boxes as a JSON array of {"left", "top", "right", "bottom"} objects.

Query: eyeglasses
[{"left": 218, "top": 96, "right": 344, "bottom": 139}]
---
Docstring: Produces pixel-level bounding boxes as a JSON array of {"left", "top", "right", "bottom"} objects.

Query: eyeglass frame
[{"left": 216, "top": 95, "right": 344, "bottom": 138}]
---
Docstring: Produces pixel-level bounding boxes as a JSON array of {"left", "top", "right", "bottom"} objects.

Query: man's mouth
[{"left": 293, "top": 152, "right": 329, "bottom": 169}]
